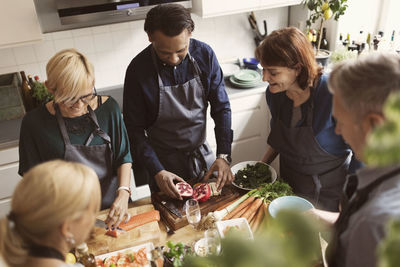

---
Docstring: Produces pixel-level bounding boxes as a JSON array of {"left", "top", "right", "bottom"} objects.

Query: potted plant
[{"left": 302, "top": 0, "right": 348, "bottom": 66}]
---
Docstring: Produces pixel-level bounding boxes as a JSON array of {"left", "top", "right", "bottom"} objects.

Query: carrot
[
  {"left": 223, "top": 196, "right": 255, "bottom": 220},
  {"left": 251, "top": 204, "right": 265, "bottom": 233},
  {"left": 241, "top": 198, "right": 263, "bottom": 223},
  {"left": 216, "top": 198, "right": 239, "bottom": 211},
  {"left": 232, "top": 202, "right": 252, "bottom": 219}
]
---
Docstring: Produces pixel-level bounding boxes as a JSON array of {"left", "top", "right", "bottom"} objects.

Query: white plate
[
  {"left": 231, "top": 161, "right": 277, "bottom": 191},
  {"left": 216, "top": 218, "right": 253, "bottom": 240},
  {"left": 96, "top": 242, "right": 154, "bottom": 266},
  {"left": 220, "top": 63, "right": 240, "bottom": 77}
]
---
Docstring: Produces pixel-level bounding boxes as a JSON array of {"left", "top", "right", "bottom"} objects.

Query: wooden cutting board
[
  {"left": 152, "top": 185, "right": 240, "bottom": 231},
  {"left": 87, "top": 204, "right": 161, "bottom": 256}
]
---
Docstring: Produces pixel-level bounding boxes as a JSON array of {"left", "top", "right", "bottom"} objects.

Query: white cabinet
[
  {"left": 0, "top": 147, "right": 20, "bottom": 218},
  {"left": 206, "top": 88, "right": 270, "bottom": 165},
  {"left": 192, "top": 0, "right": 302, "bottom": 18},
  {"left": 0, "top": 0, "right": 43, "bottom": 49}
]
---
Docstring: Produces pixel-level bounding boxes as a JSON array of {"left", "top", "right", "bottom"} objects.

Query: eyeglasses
[{"left": 64, "top": 87, "right": 97, "bottom": 106}]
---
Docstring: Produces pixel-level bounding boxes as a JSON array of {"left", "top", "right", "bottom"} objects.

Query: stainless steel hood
[{"left": 34, "top": 0, "right": 192, "bottom": 33}]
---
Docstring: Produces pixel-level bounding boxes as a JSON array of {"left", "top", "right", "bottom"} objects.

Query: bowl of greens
[{"left": 231, "top": 161, "right": 277, "bottom": 191}]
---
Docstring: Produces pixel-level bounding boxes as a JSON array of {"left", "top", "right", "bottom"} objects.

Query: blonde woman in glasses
[{"left": 18, "top": 49, "right": 132, "bottom": 228}]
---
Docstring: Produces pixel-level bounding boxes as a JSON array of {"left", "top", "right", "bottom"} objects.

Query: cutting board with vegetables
[
  {"left": 87, "top": 204, "right": 161, "bottom": 256},
  {"left": 152, "top": 185, "right": 240, "bottom": 231}
]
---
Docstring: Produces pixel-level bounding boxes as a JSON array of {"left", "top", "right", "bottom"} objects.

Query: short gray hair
[{"left": 328, "top": 52, "right": 400, "bottom": 119}]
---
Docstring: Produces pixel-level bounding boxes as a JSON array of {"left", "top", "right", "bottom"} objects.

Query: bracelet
[{"left": 117, "top": 186, "right": 131, "bottom": 196}]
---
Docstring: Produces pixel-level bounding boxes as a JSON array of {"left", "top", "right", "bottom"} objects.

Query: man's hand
[
  {"left": 203, "top": 158, "right": 234, "bottom": 191},
  {"left": 155, "top": 170, "right": 185, "bottom": 200}
]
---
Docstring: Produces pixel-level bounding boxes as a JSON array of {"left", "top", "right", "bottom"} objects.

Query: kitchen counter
[{"left": 0, "top": 81, "right": 268, "bottom": 149}]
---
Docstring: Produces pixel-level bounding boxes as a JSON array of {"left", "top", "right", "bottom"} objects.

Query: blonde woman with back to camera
[
  {"left": 18, "top": 49, "right": 132, "bottom": 228},
  {"left": 0, "top": 160, "right": 101, "bottom": 267}
]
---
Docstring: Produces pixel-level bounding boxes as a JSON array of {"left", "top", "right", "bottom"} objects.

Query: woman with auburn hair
[
  {"left": 256, "top": 27, "right": 361, "bottom": 211},
  {"left": 0, "top": 160, "right": 101, "bottom": 267},
  {"left": 18, "top": 49, "right": 132, "bottom": 228}
]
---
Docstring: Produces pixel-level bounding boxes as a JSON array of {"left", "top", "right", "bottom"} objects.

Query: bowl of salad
[{"left": 231, "top": 161, "right": 277, "bottom": 191}]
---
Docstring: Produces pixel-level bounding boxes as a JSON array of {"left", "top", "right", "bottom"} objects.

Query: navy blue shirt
[
  {"left": 123, "top": 38, "right": 233, "bottom": 177},
  {"left": 266, "top": 75, "right": 362, "bottom": 172}
]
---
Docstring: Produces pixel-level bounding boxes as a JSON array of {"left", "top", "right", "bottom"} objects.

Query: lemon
[
  {"left": 65, "top": 253, "right": 76, "bottom": 264},
  {"left": 324, "top": 8, "right": 333, "bottom": 20},
  {"left": 321, "top": 2, "right": 329, "bottom": 11},
  {"left": 307, "top": 32, "right": 313, "bottom": 42}
]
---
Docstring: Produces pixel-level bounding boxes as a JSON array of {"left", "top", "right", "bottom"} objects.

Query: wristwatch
[{"left": 217, "top": 154, "right": 232, "bottom": 165}]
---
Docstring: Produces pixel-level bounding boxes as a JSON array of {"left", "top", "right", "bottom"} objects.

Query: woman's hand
[{"left": 105, "top": 189, "right": 130, "bottom": 228}]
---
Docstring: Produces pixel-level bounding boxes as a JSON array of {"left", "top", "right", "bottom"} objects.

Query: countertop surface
[{"left": 0, "top": 80, "right": 268, "bottom": 150}]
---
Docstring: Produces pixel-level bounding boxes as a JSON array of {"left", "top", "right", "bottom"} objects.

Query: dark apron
[
  {"left": 268, "top": 90, "right": 351, "bottom": 211},
  {"left": 326, "top": 167, "right": 400, "bottom": 267},
  {"left": 54, "top": 99, "right": 117, "bottom": 209},
  {"left": 136, "top": 48, "right": 215, "bottom": 190}
]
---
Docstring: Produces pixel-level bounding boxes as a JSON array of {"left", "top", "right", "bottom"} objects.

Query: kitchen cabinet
[
  {"left": 192, "top": 0, "right": 302, "bottom": 18},
  {"left": 206, "top": 86, "right": 271, "bottom": 166},
  {"left": 0, "top": 147, "right": 20, "bottom": 218},
  {"left": 0, "top": 0, "right": 43, "bottom": 49}
]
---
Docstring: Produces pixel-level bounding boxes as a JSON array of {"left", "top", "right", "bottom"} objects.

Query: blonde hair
[
  {"left": 46, "top": 49, "right": 95, "bottom": 103},
  {"left": 0, "top": 160, "right": 101, "bottom": 267},
  {"left": 328, "top": 52, "right": 400, "bottom": 120}
]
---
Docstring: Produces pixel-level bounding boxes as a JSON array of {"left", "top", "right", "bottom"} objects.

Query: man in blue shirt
[{"left": 123, "top": 4, "right": 233, "bottom": 199}]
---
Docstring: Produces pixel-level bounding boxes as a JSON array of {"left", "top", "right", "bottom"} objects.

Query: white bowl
[
  {"left": 216, "top": 218, "right": 253, "bottom": 240},
  {"left": 268, "top": 196, "right": 314, "bottom": 218},
  {"left": 231, "top": 161, "right": 277, "bottom": 190}
]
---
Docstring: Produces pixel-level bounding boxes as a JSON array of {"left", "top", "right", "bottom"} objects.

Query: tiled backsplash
[{"left": 0, "top": 8, "right": 288, "bottom": 90}]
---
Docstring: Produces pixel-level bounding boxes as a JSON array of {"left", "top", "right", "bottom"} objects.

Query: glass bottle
[
  {"left": 20, "top": 71, "right": 34, "bottom": 111},
  {"left": 76, "top": 243, "right": 96, "bottom": 267},
  {"left": 320, "top": 28, "right": 329, "bottom": 50}
]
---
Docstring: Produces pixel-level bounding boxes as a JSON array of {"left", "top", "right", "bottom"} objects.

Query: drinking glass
[
  {"left": 204, "top": 229, "right": 221, "bottom": 255},
  {"left": 185, "top": 199, "right": 201, "bottom": 230}
]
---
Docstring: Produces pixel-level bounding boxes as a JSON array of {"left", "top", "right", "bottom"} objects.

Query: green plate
[
  {"left": 233, "top": 69, "right": 261, "bottom": 82},
  {"left": 229, "top": 75, "right": 261, "bottom": 88}
]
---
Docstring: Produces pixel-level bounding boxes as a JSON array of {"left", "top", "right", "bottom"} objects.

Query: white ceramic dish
[
  {"left": 96, "top": 242, "right": 154, "bottom": 266},
  {"left": 268, "top": 196, "right": 314, "bottom": 218},
  {"left": 216, "top": 218, "right": 253, "bottom": 240},
  {"left": 194, "top": 237, "right": 208, "bottom": 257},
  {"left": 220, "top": 63, "right": 240, "bottom": 77},
  {"left": 231, "top": 161, "right": 277, "bottom": 191}
]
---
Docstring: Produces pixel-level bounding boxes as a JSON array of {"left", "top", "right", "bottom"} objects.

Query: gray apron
[
  {"left": 54, "top": 99, "right": 117, "bottom": 210},
  {"left": 326, "top": 167, "right": 400, "bottom": 267},
  {"left": 146, "top": 48, "right": 215, "bottom": 190},
  {"left": 268, "top": 90, "right": 351, "bottom": 211}
]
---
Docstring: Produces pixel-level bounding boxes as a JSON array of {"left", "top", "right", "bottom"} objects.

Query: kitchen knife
[
  {"left": 95, "top": 218, "right": 126, "bottom": 232},
  {"left": 95, "top": 218, "right": 108, "bottom": 229},
  {"left": 161, "top": 200, "right": 182, "bottom": 218}
]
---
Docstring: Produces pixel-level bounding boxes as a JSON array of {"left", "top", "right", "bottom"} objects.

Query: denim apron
[
  {"left": 268, "top": 89, "right": 351, "bottom": 211},
  {"left": 145, "top": 48, "right": 215, "bottom": 190},
  {"left": 54, "top": 98, "right": 117, "bottom": 209}
]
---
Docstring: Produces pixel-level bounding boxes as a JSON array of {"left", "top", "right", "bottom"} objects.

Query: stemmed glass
[
  {"left": 204, "top": 228, "right": 221, "bottom": 255},
  {"left": 185, "top": 199, "right": 201, "bottom": 230}
]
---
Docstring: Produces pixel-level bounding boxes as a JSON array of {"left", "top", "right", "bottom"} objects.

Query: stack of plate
[{"left": 229, "top": 69, "right": 262, "bottom": 88}]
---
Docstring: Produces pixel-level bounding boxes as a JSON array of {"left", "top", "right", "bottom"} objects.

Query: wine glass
[
  {"left": 204, "top": 228, "right": 221, "bottom": 255},
  {"left": 185, "top": 199, "right": 201, "bottom": 230}
]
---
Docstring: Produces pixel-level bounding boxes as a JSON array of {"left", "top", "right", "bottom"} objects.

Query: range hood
[{"left": 34, "top": 0, "right": 192, "bottom": 33}]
